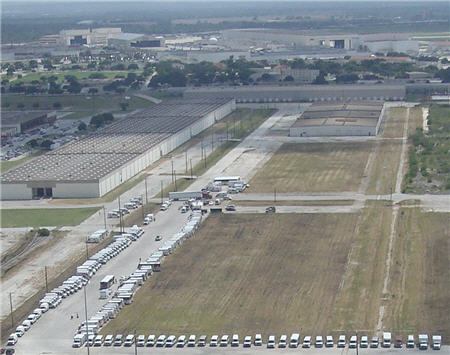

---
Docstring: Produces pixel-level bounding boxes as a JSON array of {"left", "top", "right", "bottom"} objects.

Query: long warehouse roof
[{"left": 1, "top": 98, "right": 231, "bottom": 183}]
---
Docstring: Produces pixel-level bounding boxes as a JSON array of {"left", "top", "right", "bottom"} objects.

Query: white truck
[
  {"left": 169, "top": 191, "right": 202, "bottom": 200},
  {"left": 432, "top": 335, "right": 441, "bottom": 350},
  {"left": 382, "top": 332, "right": 391, "bottom": 348},
  {"left": 419, "top": 334, "right": 429, "bottom": 350},
  {"left": 73, "top": 333, "right": 87, "bottom": 348}
]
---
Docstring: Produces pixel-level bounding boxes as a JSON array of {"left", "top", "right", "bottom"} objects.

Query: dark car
[
  {"left": 155, "top": 235, "right": 162, "bottom": 241},
  {"left": 265, "top": 206, "right": 276, "bottom": 213},
  {"left": 225, "top": 205, "right": 236, "bottom": 211},
  {"left": 394, "top": 338, "right": 402, "bottom": 348}
]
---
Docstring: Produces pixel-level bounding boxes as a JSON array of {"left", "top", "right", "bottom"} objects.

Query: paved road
[{"left": 13, "top": 201, "right": 190, "bottom": 354}]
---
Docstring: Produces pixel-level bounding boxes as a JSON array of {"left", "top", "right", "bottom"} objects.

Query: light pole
[
  {"left": 144, "top": 177, "right": 148, "bottom": 212},
  {"left": 174, "top": 170, "right": 177, "bottom": 191},
  {"left": 118, "top": 195, "right": 123, "bottom": 234},
  {"left": 103, "top": 206, "right": 107, "bottom": 230},
  {"left": 9, "top": 292, "right": 13, "bottom": 328},
  {"left": 83, "top": 285, "right": 90, "bottom": 355},
  {"left": 171, "top": 158, "right": 174, "bottom": 183},
  {"left": 44, "top": 266, "right": 48, "bottom": 293},
  {"left": 274, "top": 188, "right": 277, "bottom": 203},
  {"left": 160, "top": 181, "right": 163, "bottom": 204},
  {"left": 190, "top": 158, "right": 193, "bottom": 179},
  {"left": 185, "top": 150, "right": 188, "bottom": 174}
]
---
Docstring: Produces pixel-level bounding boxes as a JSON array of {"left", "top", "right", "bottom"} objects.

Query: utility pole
[
  {"left": 44, "top": 266, "right": 48, "bottom": 293},
  {"left": 103, "top": 206, "right": 107, "bottom": 230},
  {"left": 190, "top": 158, "right": 193, "bottom": 179},
  {"left": 185, "top": 150, "right": 188, "bottom": 174},
  {"left": 226, "top": 122, "right": 229, "bottom": 141},
  {"left": 141, "top": 194, "right": 144, "bottom": 220},
  {"left": 144, "top": 178, "right": 148, "bottom": 212},
  {"left": 390, "top": 187, "right": 393, "bottom": 202},
  {"left": 160, "top": 181, "right": 163, "bottom": 204},
  {"left": 9, "top": 293, "right": 13, "bottom": 328},
  {"left": 274, "top": 188, "right": 276, "bottom": 203},
  {"left": 118, "top": 195, "right": 123, "bottom": 234},
  {"left": 85, "top": 242, "right": 89, "bottom": 260},
  {"left": 211, "top": 124, "right": 214, "bottom": 151},
  {"left": 83, "top": 285, "right": 90, "bottom": 355},
  {"left": 174, "top": 170, "right": 177, "bottom": 191},
  {"left": 171, "top": 158, "right": 174, "bottom": 183},
  {"left": 134, "top": 329, "right": 138, "bottom": 355}
]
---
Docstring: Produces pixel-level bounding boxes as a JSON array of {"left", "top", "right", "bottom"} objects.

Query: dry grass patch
[
  {"left": 383, "top": 209, "right": 449, "bottom": 340},
  {"left": 234, "top": 200, "right": 355, "bottom": 207},
  {"left": 102, "top": 213, "right": 359, "bottom": 337},
  {"left": 383, "top": 107, "right": 407, "bottom": 138},
  {"left": 331, "top": 203, "right": 392, "bottom": 334},
  {"left": 367, "top": 140, "right": 402, "bottom": 195},
  {"left": 249, "top": 142, "right": 372, "bottom": 193}
]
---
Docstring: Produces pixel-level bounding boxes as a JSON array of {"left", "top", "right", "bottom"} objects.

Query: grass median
[{"left": 0, "top": 207, "right": 101, "bottom": 228}]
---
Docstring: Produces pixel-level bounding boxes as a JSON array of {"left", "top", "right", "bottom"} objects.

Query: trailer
[{"left": 169, "top": 191, "right": 202, "bottom": 200}]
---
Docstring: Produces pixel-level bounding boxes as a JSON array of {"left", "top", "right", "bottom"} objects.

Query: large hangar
[
  {"left": 289, "top": 102, "right": 385, "bottom": 137},
  {"left": 0, "top": 98, "right": 235, "bottom": 200}
]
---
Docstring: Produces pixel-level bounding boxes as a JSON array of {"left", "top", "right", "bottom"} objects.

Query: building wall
[
  {"left": 0, "top": 183, "right": 32, "bottom": 200},
  {"left": 290, "top": 125, "right": 377, "bottom": 137},
  {"left": 53, "top": 182, "right": 99, "bottom": 198}
]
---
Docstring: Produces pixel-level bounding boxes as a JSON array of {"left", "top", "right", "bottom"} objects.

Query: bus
[{"left": 99, "top": 275, "right": 115, "bottom": 290}]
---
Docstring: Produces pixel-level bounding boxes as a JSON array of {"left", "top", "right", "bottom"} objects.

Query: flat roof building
[
  {"left": 1, "top": 111, "right": 56, "bottom": 136},
  {"left": 289, "top": 102, "right": 385, "bottom": 137},
  {"left": 1, "top": 98, "right": 235, "bottom": 200}
]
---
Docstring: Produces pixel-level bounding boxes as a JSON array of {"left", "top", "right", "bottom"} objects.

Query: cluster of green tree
[
  {"left": 404, "top": 105, "right": 450, "bottom": 192},
  {"left": 90, "top": 113, "right": 114, "bottom": 128},
  {"left": 149, "top": 57, "right": 263, "bottom": 88},
  {"left": 27, "top": 138, "right": 54, "bottom": 150},
  {"left": 103, "top": 72, "right": 145, "bottom": 93}
]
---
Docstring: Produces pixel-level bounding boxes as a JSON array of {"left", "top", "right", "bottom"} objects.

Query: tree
[
  {"left": 37, "top": 228, "right": 50, "bottom": 237},
  {"left": 40, "top": 139, "right": 54, "bottom": 150},
  {"left": 53, "top": 102, "right": 62, "bottom": 109},
  {"left": 284, "top": 75, "right": 294, "bottom": 82},
  {"left": 128, "top": 63, "right": 139, "bottom": 70},
  {"left": 17, "top": 103, "right": 25, "bottom": 109},
  {"left": 119, "top": 102, "right": 130, "bottom": 111},
  {"left": 33, "top": 102, "right": 40, "bottom": 108},
  {"left": 88, "top": 88, "right": 98, "bottom": 95},
  {"left": 78, "top": 122, "right": 87, "bottom": 131}
]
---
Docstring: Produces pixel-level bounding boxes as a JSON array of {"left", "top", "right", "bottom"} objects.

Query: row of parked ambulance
[
  {"left": 6, "top": 227, "right": 145, "bottom": 348},
  {"left": 69, "top": 332, "right": 442, "bottom": 350},
  {"left": 73, "top": 211, "right": 203, "bottom": 348}
]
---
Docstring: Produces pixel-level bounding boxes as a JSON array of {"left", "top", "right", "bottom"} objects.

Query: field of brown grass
[
  {"left": 249, "top": 143, "right": 372, "bottom": 193},
  {"left": 102, "top": 213, "right": 359, "bottom": 337},
  {"left": 383, "top": 208, "right": 450, "bottom": 340}
]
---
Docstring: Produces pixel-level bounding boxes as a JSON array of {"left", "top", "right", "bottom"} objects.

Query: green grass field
[{"left": 0, "top": 207, "right": 101, "bottom": 227}]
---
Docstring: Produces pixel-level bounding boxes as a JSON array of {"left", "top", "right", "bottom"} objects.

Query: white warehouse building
[{"left": 0, "top": 98, "right": 235, "bottom": 200}]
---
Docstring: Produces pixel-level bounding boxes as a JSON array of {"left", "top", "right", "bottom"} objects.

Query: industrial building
[
  {"left": 108, "top": 33, "right": 164, "bottom": 49},
  {"left": 0, "top": 98, "right": 235, "bottom": 200},
  {"left": 58, "top": 28, "right": 122, "bottom": 46},
  {"left": 1, "top": 111, "right": 56, "bottom": 137},
  {"left": 182, "top": 84, "right": 405, "bottom": 103},
  {"left": 289, "top": 102, "right": 385, "bottom": 137}
]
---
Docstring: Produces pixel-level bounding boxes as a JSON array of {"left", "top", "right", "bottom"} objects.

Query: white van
[
  {"left": 349, "top": 335, "right": 357, "bottom": 348},
  {"left": 21, "top": 319, "right": 31, "bottom": 331},
  {"left": 406, "top": 334, "right": 415, "bottom": 348},
  {"left": 166, "top": 335, "right": 176, "bottom": 347},
  {"left": 290, "top": 333, "right": 300, "bottom": 348},
  {"left": 220, "top": 334, "right": 229, "bottom": 346},
  {"left": 146, "top": 334, "right": 156, "bottom": 347},
  {"left": 210, "top": 335, "right": 219, "bottom": 347},
  {"left": 188, "top": 334, "right": 196, "bottom": 347},
  {"left": 124, "top": 334, "right": 135, "bottom": 346},
  {"left": 315, "top": 335, "right": 323, "bottom": 347},
  {"left": 243, "top": 335, "right": 252, "bottom": 347},
  {"left": 338, "top": 335, "right": 346, "bottom": 348},
  {"left": 104, "top": 334, "right": 114, "bottom": 346},
  {"left": 360, "top": 335, "right": 368, "bottom": 348},
  {"left": 326, "top": 335, "right": 334, "bottom": 347},
  {"left": 94, "top": 335, "right": 103, "bottom": 346},
  {"left": 72, "top": 333, "right": 86, "bottom": 348},
  {"left": 232, "top": 334, "right": 239, "bottom": 347},
  {"left": 279, "top": 334, "right": 287, "bottom": 348},
  {"left": 7, "top": 333, "right": 18, "bottom": 346},
  {"left": 267, "top": 335, "right": 276, "bottom": 348},
  {"left": 432, "top": 335, "right": 441, "bottom": 350},
  {"left": 255, "top": 333, "right": 263, "bottom": 346},
  {"left": 177, "top": 335, "right": 186, "bottom": 347},
  {"left": 136, "top": 335, "right": 146, "bottom": 347},
  {"left": 15, "top": 326, "right": 25, "bottom": 337}
]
